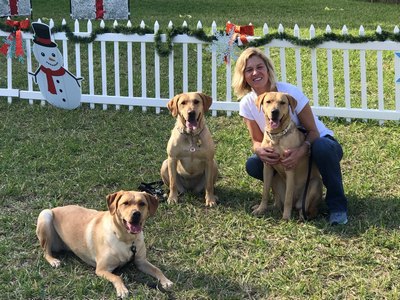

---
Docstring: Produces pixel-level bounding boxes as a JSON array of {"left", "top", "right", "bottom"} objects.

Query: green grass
[
  {"left": 1, "top": 0, "right": 400, "bottom": 299},
  {"left": 0, "top": 102, "right": 399, "bottom": 299}
]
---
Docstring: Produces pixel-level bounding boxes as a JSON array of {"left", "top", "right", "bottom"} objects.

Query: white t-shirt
[{"left": 239, "top": 82, "right": 333, "bottom": 137}]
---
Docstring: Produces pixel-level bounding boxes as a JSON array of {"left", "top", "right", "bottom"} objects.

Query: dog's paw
[
  {"left": 46, "top": 256, "right": 61, "bottom": 268},
  {"left": 115, "top": 283, "right": 129, "bottom": 298},
  {"left": 167, "top": 196, "right": 178, "bottom": 205},
  {"left": 282, "top": 212, "right": 291, "bottom": 221},
  {"left": 252, "top": 204, "right": 267, "bottom": 216},
  {"left": 161, "top": 279, "right": 174, "bottom": 290},
  {"left": 205, "top": 196, "right": 217, "bottom": 207}
]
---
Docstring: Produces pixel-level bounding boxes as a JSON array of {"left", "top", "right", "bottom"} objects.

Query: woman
[{"left": 232, "top": 47, "right": 348, "bottom": 225}]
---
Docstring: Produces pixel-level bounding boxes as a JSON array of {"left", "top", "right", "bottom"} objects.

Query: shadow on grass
[{"left": 215, "top": 185, "right": 400, "bottom": 235}]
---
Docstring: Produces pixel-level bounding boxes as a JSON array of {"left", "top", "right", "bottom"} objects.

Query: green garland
[{"left": 2, "top": 20, "right": 400, "bottom": 57}]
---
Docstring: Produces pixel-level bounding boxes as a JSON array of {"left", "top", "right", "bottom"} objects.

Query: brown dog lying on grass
[
  {"left": 252, "top": 92, "right": 323, "bottom": 220},
  {"left": 160, "top": 92, "right": 218, "bottom": 207},
  {"left": 36, "top": 190, "right": 173, "bottom": 298}
]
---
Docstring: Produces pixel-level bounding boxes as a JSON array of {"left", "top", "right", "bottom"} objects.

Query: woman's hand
[
  {"left": 254, "top": 146, "right": 280, "bottom": 165},
  {"left": 281, "top": 143, "right": 309, "bottom": 169}
]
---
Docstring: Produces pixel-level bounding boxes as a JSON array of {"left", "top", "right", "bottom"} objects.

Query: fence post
[
  {"left": 196, "top": 21, "right": 203, "bottom": 92},
  {"left": 140, "top": 20, "right": 147, "bottom": 112},
  {"left": 326, "top": 25, "right": 335, "bottom": 113},
  {"left": 100, "top": 20, "right": 108, "bottom": 110},
  {"left": 211, "top": 21, "right": 217, "bottom": 116},
  {"left": 127, "top": 20, "right": 134, "bottom": 111},
  {"left": 309, "top": 24, "right": 319, "bottom": 107},
  {"left": 168, "top": 21, "right": 174, "bottom": 99},
  {"left": 359, "top": 25, "right": 367, "bottom": 115},
  {"left": 154, "top": 21, "right": 161, "bottom": 114},
  {"left": 278, "top": 24, "right": 286, "bottom": 82},
  {"left": 263, "top": 23, "right": 270, "bottom": 57},
  {"left": 294, "top": 24, "right": 302, "bottom": 90},
  {"left": 342, "top": 25, "right": 351, "bottom": 122}
]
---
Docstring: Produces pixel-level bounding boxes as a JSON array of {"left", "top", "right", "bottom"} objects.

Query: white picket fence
[{"left": 1, "top": 19, "right": 400, "bottom": 121}]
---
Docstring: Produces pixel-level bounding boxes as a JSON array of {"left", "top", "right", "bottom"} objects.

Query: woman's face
[{"left": 244, "top": 55, "right": 270, "bottom": 95}]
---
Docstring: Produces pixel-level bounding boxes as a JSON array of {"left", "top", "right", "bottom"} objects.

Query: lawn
[{"left": 1, "top": 0, "right": 400, "bottom": 299}]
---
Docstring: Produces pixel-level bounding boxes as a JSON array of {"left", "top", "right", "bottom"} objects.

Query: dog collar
[
  {"left": 266, "top": 122, "right": 292, "bottom": 139},
  {"left": 176, "top": 127, "right": 204, "bottom": 152},
  {"left": 176, "top": 126, "right": 204, "bottom": 137}
]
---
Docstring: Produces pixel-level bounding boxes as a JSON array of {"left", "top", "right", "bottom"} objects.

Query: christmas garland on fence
[{"left": 2, "top": 21, "right": 400, "bottom": 58}]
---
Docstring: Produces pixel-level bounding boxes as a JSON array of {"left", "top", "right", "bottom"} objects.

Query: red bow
[
  {"left": 226, "top": 22, "right": 254, "bottom": 44},
  {"left": 40, "top": 66, "right": 66, "bottom": 94},
  {"left": 0, "top": 19, "right": 30, "bottom": 60}
]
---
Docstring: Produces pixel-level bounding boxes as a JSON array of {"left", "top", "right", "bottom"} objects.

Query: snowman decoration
[{"left": 30, "top": 22, "right": 83, "bottom": 110}]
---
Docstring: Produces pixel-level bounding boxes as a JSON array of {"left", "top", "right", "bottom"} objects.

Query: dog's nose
[
  {"left": 188, "top": 110, "right": 196, "bottom": 122},
  {"left": 271, "top": 109, "right": 280, "bottom": 121},
  {"left": 131, "top": 211, "right": 141, "bottom": 224}
]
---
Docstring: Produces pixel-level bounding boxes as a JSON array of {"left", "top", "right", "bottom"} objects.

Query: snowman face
[{"left": 33, "top": 43, "right": 63, "bottom": 70}]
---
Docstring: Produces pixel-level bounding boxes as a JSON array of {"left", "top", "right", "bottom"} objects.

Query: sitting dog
[
  {"left": 160, "top": 92, "right": 218, "bottom": 207},
  {"left": 36, "top": 190, "right": 173, "bottom": 298},
  {"left": 252, "top": 92, "right": 323, "bottom": 220}
]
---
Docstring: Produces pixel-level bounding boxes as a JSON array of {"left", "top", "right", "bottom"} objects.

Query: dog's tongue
[
  {"left": 126, "top": 222, "right": 142, "bottom": 234},
  {"left": 186, "top": 120, "right": 198, "bottom": 131},
  {"left": 269, "top": 119, "right": 280, "bottom": 129}
]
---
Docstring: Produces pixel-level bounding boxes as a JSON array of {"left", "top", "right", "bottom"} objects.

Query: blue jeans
[{"left": 245, "top": 135, "right": 348, "bottom": 214}]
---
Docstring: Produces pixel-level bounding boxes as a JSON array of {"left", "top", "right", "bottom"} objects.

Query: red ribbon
[
  {"left": 226, "top": 22, "right": 254, "bottom": 44},
  {"left": 0, "top": 19, "right": 30, "bottom": 59},
  {"left": 10, "top": 0, "right": 18, "bottom": 15},
  {"left": 40, "top": 66, "right": 66, "bottom": 94},
  {"left": 96, "top": 0, "right": 105, "bottom": 19}
]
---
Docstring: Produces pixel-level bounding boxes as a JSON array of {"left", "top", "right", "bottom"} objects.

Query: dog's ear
[
  {"left": 197, "top": 92, "right": 212, "bottom": 112},
  {"left": 285, "top": 94, "right": 297, "bottom": 114},
  {"left": 143, "top": 192, "right": 159, "bottom": 217},
  {"left": 167, "top": 94, "right": 181, "bottom": 117},
  {"left": 106, "top": 191, "right": 125, "bottom": 215},
  {"left": 255, "top": 92, "right": 267, "bottom": 112}
]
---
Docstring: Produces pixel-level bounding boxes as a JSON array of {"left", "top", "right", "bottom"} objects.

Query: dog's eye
[
  {"left": 180, "top": 101, "right": 187, "bottom": 105},
  {"left": 193, "top": 100, "right": 200, "bottom": 105},
  {"left": 266, "top": 100, "right": 272, "bottom": 104},
  {"left": 280, "top": 101, "right": 286, "bottom": 105},
  {"left": 121, "top": 202, "right": 129, "bottom": 206},
  {"left": 138, "top": 202, "right": 146, "bottom": 207}
]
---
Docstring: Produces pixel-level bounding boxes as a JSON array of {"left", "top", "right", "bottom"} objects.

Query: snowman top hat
[{"left": 32, "top": 22, "right": 57, "bottom": 48}]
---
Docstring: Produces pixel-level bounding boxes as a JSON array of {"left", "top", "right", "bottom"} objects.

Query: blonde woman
[{"left": 232, "top": 47, "right": 348, "bottom": 225}]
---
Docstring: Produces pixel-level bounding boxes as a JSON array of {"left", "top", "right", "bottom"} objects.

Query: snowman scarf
[{"left": 40, "top": 66, "right": 66, "bottom": 94}]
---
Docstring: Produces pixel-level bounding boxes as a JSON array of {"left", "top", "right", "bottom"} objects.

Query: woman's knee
[{"left": 245, "top": 155, "right": 264, "bottom": 181}]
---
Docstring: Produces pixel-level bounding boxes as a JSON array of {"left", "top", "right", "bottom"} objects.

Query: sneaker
[{"left": 329, "top": 212, "right": 348, "bottom": 225}]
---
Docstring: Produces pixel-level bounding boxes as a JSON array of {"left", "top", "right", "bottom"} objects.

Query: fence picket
[
  {"left": 278, "top": 24, "right": 287, "bottom": 82},
  {"left": 140, "top": 20, "right": 147, "bottom": 112},
  {"left": 294, "top": 24, "right": 302, "bottom": 90},
  {"left": 87, "top": 20, "right": 95, "bottom": 109},
  {"left": 342, "top": 25, "right": 351, "bottom": 122},
  {"left": 211, "top": 21, "right": 217, "bottom": 116},
  {"left": 168, "top": 21, "right": 174, "bottom": 99},
  {"left": 100, "top": 20, "right": 107, "bottom": 110},
  {"left": 154, "top": 21, "right": 161, "bottom": 114},
  {"left": 359, "top": 26, "right": 367, "bottom": 113},
  {"left": 113, "top": 20, "right": 120, "bottom": 110},
  {"left": 197, "top": 21, "right": 203, "bottom": 92},
  {"left": 326, "top": 25, "right": 335, "bottom": 113},
  {"left": 310, "top": 25, "right": 319, "bottom": 107}
]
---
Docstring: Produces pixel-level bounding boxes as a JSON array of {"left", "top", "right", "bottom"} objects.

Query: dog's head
[
  {"left": 256, "top": 92, "right": 297, "bottom": 131},
  {"left": 106, "top": 190, "right": 159, "bottom": 235},
  {"left": 167, "top": 92, "right": 212, "bottom": 133}
]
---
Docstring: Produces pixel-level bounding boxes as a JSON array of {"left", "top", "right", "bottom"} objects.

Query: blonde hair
[{"left": 232, "top": 47, "right": 277, "bottom": 99}]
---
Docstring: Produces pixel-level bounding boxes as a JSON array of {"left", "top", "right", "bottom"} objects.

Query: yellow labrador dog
[
  {"left": 160, "top": 92, "right": 218, "bottom": 207},
  {"left": 36, "top": 190, "right": 173, "bottom": 298},
  {"left": 252, "top": 92, "right": 323, "bottom": 220}
]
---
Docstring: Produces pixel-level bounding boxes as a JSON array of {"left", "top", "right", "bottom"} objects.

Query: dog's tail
[{"left": 36, "top": 209, "right": 55, "bottom": 249}]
